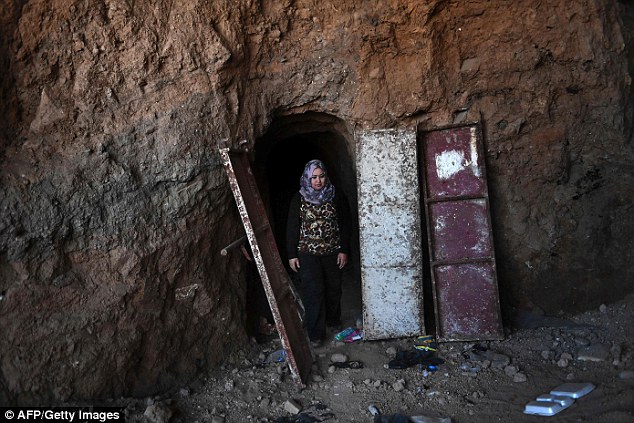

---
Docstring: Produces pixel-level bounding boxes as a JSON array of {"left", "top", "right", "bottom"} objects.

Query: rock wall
[{"left": 0, "top": 0, "right": 632, "bottom": 404}]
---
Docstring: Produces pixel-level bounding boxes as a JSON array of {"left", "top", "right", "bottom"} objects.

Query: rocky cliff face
[{"left": 0, "top": 0, "right": 632, "bottom": 404}]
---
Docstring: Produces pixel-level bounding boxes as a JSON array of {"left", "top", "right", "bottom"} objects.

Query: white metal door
[{"left": 356, "top": 129, "right": 425, "bottom": 339}]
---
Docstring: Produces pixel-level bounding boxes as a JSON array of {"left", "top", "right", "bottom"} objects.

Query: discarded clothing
[
  {"left": 388, "top": 350, "right": 444, "bottom": 370},
  {"left": 373, "top": 414, "right": 411, "bottom": 423},
  {"left": 273, "top": 403, "right": 334, "bottom": 422}
]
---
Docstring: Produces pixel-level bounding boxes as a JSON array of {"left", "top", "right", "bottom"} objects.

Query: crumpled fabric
[
  {"left": 273, "top": 403, "right": 334, "bottom": 422},
  {"left": 387, "top": 349, "right": 444, "bottom": 370}
]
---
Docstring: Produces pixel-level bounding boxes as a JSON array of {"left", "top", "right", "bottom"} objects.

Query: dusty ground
[
  {"left": 108, "top": 292, "right": 634, "bottom": 423},
  {"left": 2, "top": 1, "right": 633, "bottom": 402}
]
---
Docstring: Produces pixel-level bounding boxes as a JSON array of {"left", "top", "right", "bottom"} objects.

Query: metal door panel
[
  {"left": 357, "top": 129, "right": 424, "bottom": 339},
  {"left": 435, "top": 263, "right": 501, "bottom": 338},
  {"left": 429, "top": 199, "right": 493, "bottom": 261},
  {"left": 219, "top": 145, "right": 312, "bottom": 387},
  {"left": 362, "top": 267, "right": 423, "bottom": 339},
  {"left": 424, "top": 125, "right": 487, "bottom": 199},
  {"left": 359, "top": 207, "right": 421, "bottom": 268},
  {"left": 419, "top": 123, "right": 503, "bottom": 342}
]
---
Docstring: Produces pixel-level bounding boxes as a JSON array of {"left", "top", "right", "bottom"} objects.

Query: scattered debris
[
  {"left": 576, "top": 344, "right": 610, "bottom": 362},
  {"left": 368, "top": 403, "right": 452, "bottom": 423},
  {"left": 330, "top": 360, "right": 364, "bottom": 369},
  {"left": 143, "top": 402, "right": 173, "bottom": 423},
  {"left": 274, "top": 402, "right": 335, "bottom": 422},
  {"left": 265, "top": 349, "right": 288, "bottom": 364},
  {"left": 334, "top": 327, "right": 364, "bottom": 342},
  {"left": 115, "top": 293, "right": 633, "bottom": 422},
  {"left": 388, "top": 349, "right": 445, "bottom": 370},
  {"left": 330, "top": 353, "right": 348, "bottom": 363},
  {"left": 283, "top": 399, "right": 302, "bottom": 414}
]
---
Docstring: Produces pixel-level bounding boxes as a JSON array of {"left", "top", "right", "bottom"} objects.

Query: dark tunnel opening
[{"left": 253, "top": 113, "right": 363, "bottom": 328}]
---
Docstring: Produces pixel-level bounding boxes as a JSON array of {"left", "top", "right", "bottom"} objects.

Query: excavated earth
[
  {"left": 0, "top": 0, "right": 633, "bottom": 412},
  {"left": 78, "top": 293, "right": 634, "bottom": 422}
]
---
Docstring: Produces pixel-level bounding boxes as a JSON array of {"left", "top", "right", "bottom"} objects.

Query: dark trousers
[{"left": 297, "top": 253, "right": 342, "bottom": 342}]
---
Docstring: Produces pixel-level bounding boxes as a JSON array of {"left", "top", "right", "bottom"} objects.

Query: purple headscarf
[{"left": 299, "top": 159, "right": 335, "bottom": 205}]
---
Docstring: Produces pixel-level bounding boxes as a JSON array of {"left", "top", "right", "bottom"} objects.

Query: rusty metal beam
[{"left": 219, "top": 145, "right": 312, "bottom": 387}]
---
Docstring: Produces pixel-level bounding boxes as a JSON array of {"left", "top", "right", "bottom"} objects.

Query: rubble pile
[{"left": 107, "top": 294, "right": 634, "bottom": 423}]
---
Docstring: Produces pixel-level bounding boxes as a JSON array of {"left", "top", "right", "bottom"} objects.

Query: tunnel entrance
[{"left": 253, "top": 112, "right": 362, "bottom": 328}]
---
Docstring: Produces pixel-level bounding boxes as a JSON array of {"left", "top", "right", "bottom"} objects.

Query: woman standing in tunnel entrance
[{"left": 286, "top": 159, "right": 351, "bottom": 347}]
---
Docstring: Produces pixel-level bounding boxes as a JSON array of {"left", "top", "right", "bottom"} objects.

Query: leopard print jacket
[{"left": 297, "top": 198, "right": 341, "bottom": 255}]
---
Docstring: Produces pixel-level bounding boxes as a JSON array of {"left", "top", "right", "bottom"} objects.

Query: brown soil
[
  {"left": 1, "top": 0, "right": 633, "bottom": 406},
  {"left": 110, "top": 293, "right": 634, "bottom": 423}
]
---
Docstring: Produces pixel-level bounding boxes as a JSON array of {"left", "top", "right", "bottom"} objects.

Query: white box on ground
[
  {"left": 524, "top": 400, "right": 565, "bottom": 416},
  {"left": 549, "top": 382, "right": 596, "bottom": 399}
]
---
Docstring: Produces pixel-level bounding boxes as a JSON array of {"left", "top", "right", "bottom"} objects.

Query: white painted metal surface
[{"left": 356, "top": 129, "right": 424, "bottom": 339}]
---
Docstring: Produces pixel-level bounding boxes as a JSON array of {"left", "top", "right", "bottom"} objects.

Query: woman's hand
[
  {"left": 337, "top": 253, "right": 348, "bottom": 269},
  {"left": 289, "top": 258, "right": 300, "bottom": 272}
]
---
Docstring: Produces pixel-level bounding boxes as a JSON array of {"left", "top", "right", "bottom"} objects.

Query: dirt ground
[{"left": 117, "top": 292, "right": 634, "bottom": 423}]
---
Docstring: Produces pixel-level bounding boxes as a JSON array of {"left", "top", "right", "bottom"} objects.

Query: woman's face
[{"left": 310, "top": 167, "right": 326, "bottom": 190}]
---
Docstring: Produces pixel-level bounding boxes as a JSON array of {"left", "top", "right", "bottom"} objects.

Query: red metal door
[
  {"left": 219, "top": 144, "right": 312, "bottom": 387},
  {"left": 419, "top": 123, "right": 503, "bottom": 342}
]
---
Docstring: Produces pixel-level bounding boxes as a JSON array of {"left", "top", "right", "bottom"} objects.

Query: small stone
[
  {"left": 541, "top": 350, "right": 552, "bottom": 360},
  {"left": 224, "top": 380, "right": 234, "bottom": 391},
  {"left": 374, "top": 380, "right": 382, "bottom": 388},
  {"left": 619, "top": 370, "right": 634, "bottom": 379},
  {"left": 385, "top": 346, "right": 397, "bottom": 357},
  {"left": 328, "top": 365, "right": 336, "bottom": 374},
  {"left": 312, "top": 374, "right": 324, "bottom": 382},
  {"left": 260, "top": 398, "right": 271, "bottom": 408},
  {"left": 557, "top": 358, "right": 569, "bottom": 368},
  {"left": 283, "top": 399, "right": 302, "bottom": 414},
  {"left": 560, "top": 352, "right": 573, "bottom": 360},
  {"left": 577, "top": 344, "right": 610, "bottom": 362},
  {"left": 575, "top": 337, "right": 591, "bottom": 347},
  {"left": 144, "top": 403, "right": 173, "bottom": 423},
  {"left": 610, "top": 344, "right": 622, "bottom": 363},
  {"left": 392, "top": 379, "right": 406, "bottom": 392},
  {"left": 599, "top": 304, "right": 607, "bottom": 313},
  {"left": 331, "top": 353, "right": 348, "bottom": 363},
  {"left": 513, "top": 372, "right": 528, "bottom": 383},
  {"left": 211, "top": 417, "right": 225, "bottom": 423},
  {"left": 504, "top": 365, "right": 519, "bottom": 377}
]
